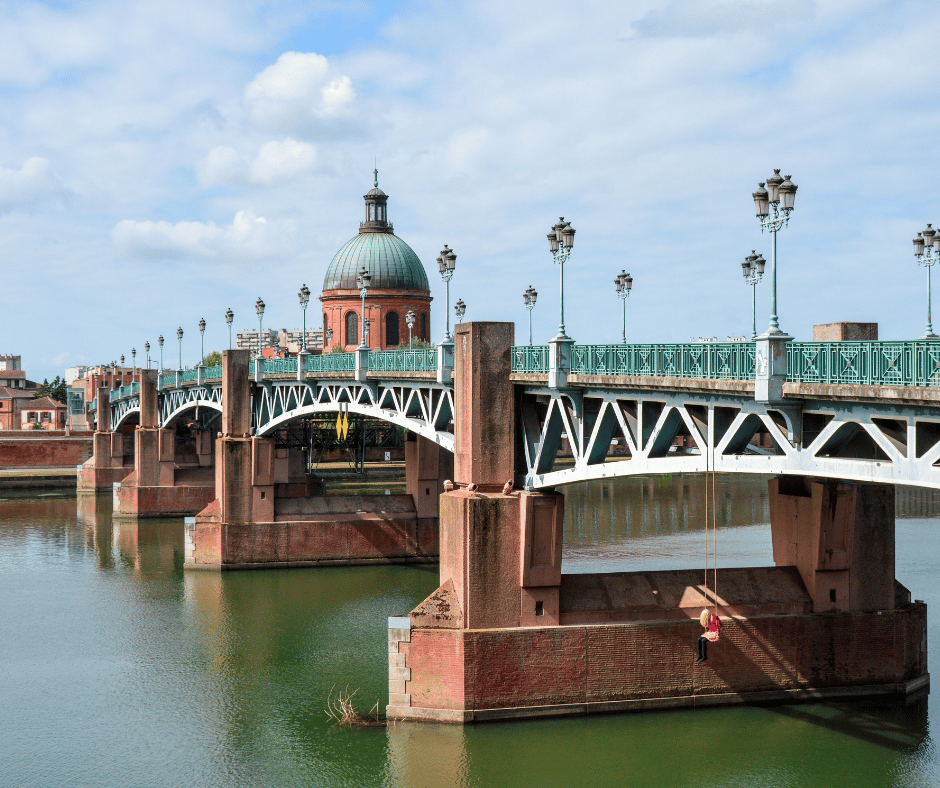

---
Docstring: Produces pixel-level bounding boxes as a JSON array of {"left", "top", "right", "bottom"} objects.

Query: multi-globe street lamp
[
  {"left": 547, "top": 217, "right": 576, "bottom": 339},
  {"left": 131, "top": 348, "right": 136, "bottom": 384},
  {"left": 225, "top": 308, "right": 234, "bottom": 350},
  {"left": 356, "top": 267, "right": 371, "bottom": 348},
  {"left": 914, "top": 224, "right": 940, "bottom": 339},
  {"left": 255, "top": 298, "right": 265, "bottom": 359},
  {"left": 198, "top": 318, "right": 206, "bottom": 366},
  {"left": 751, "top": 170, "right": 797, "bottom": 336},
  {"left": 144, "top": 341, "right": 150, "bottom": 369},
  {"left": 614, "top": 271, "right": 633, "bottom": 344},
  {"left": 406, "top": 309, "right": 415, "bottom": 347},
  {"left": 298, "top": 284, "right": 311, "bottom": 353},
  {"left": 436, "top": 246, "right": 457, "bottom": 341},
  {"left": 158, "top": 335, "right": 164, "bottom": 372},
  {"left": 176, "top": 328, "right": 183, "bottom": 370},
  {"left": 454, "top": 299, "right": 466, "bottom": 324},
  {"left": 523, "top": 286, "right": 537, "bottom": 345},
  {"left": 740, "top": 251, "right": 766, "bottom": 341}
]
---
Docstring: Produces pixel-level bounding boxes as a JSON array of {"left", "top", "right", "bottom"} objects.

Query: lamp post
[
  {"left": 198, "top": 318, "right": 206, "bottom": 366},
  {"left": 356, "top": 267, "right": 371, "bottom": 348},
  {"left": 523, "top": 286, "right": 538, "bottom": 345},
  {"left": 298, "top": 283, "right": 310, "bottom": 353},
  {"left": 158, "top": 335, "right": 164, "bottom": 373},
  {"left": 614, "top": 270, "right": 633, "bottom": 344},
  {"left": 120, "top": 354, "right": 124, "bottom": 390},
  {"left": 144, "top": 341, "right": 150, "bottom": 369},
  {"left": 326, "top": 327, "right": 333, "bottom": 349},
  {"left": 436, "top": 246, "right": 457, "bottom": 341},
  {"left": 752, "top": 170, "right": 797, "bottom": 336},
  {"left": 255, "top": 298, "right": 265, "bottom": 359},
  {"left": 406, "top": 309, "right": 415, "bottom": 347},
  {"left": 131, "top": 348, "right": 136, "bottom": 383},
  {"left": 914, "top": 224, "right": 940, "bottom": 339},
  {"left": 547, "top": 217, "right": 576, "bottom": 339},
  {"left": 741, "top": 251, "right": 766, "bottom": 341},
  {"left": 225, "top": 308, "right": 234, "bottom": 350},
  {"left": 454, "top": 299, "right": 466, "bottom": 324},
  {"left": 176, "top": 328, "right": 183, "bottom": 370}
]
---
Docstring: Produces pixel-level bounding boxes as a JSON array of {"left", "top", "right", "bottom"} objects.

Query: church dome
[
  {"left": 322, "top": 232, "right": 429, "bottom": 291},
  {"left": 321, "top": 170, "right": 429, "bottom": 292}
]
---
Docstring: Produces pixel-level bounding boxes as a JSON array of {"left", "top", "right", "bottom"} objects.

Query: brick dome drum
[{"left": 322, "top": 233, "right": 429, "bottom": 291}]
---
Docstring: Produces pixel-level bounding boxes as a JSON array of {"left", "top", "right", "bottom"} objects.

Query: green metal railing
[
  {"left": 263, "top": 357, "right": 298, "bottom": 375},
  {"left": 787, "top": 341, "right": 940, "bottom": 387},
  {"left": 160, "top": 372, "right": 176, "bottom": 388},
  {"left": 180, "top": 369, "right": 199, "bottom": 384},
  {"left": 204, "top": 365, "right": 223, "bottom": 381},
  {"left": 369, "top": 348, "right": 437, "bottom": 373},
  {"left": 305, "top": 352, "right": 356, "bottom": 373},
  {"left": 511, "top": 345, "right": 550, "bottom": 374}
]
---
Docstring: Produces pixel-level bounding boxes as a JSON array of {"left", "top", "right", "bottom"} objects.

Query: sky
[{"left": 1, "top": 0, "right": 939, "bottom": 381}]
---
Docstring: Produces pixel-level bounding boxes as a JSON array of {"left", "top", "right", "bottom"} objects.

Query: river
[{"left": 0, "top": 475, "right": 937, "bottom": 787}]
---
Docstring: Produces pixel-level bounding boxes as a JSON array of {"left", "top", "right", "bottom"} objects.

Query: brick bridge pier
[{"left": 386, "top": 322, "right": 928, "bottom": 723}]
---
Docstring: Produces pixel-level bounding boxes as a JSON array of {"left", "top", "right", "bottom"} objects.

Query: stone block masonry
[{"left": 388, "top": 603, "right": 928, "bottom": 723}]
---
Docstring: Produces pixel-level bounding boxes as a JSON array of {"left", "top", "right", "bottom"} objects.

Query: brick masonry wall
[
  {"left": 0, "top": 436, "right": 93, "bottom": 468},
  {"left": 400, "top": 605, "right": 926, "bottom": 715}
]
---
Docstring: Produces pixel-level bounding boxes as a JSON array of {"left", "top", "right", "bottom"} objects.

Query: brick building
[
  {"left": 20, "top": 396, "right": 67, "bottom": 430},
  {"left": 0, "top": 387, "right": 35, "bottom": 430},
  {"left": 320, "top": 173, "right": 432, "bottom": 351}
]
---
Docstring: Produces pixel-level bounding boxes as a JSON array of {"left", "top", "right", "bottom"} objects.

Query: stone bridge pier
[
  {"left": 112, "top": 369, "right": 217, "bottom": 518},
  {"left": 77, "top": 388, "right": 134, "bottom": 492},
  {"left": 186, "top": 349, "right": 447, "bottom": 570},
  {"left": 387, "top": 322, "right": 928, "bottom": 724}
]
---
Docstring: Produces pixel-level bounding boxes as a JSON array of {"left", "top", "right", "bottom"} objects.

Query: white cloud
[
  {"left": 196, "top": 138, "right": 318, "bottom": 187},
  {"left": 0, "top": 157, "right": 69, "bottom": 212},
  {"left": 243, "top": 51, "right": 356, "bottom": 135},
  {"left": 110, "top": 209, "right": 296, "bottom": 261}
]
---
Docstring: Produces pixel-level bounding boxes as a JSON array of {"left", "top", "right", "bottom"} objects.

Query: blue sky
[{"left": 1, "top": 0, "right": 939, "bottom": 380}]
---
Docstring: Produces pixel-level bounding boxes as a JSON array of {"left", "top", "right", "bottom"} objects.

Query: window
[
  {"left": 385, "top": 312, "right": 400, "bottom": 346},
  {"left": 420, "top": 312, "right": 428, "bottom": 341},
  {"left": 27, "top": 412, "right": 37, "bottom": 422},
  {"left": 345, "top": 312, "right": 359, "bottom": 346},
  {"left": 42, "top": 412, "right": 51, "bottom": 423},
  {"left": 369, "top": 204, "right": 375, "bottom": 221}
]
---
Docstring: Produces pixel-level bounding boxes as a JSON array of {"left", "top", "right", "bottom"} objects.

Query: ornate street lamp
[
  {"left": 255, "top": 298, "right": 265, "bottom": 359},
  {"left": 119, "top": 354, "right": 124, "bottom": 389},
  {"left": 454, "top": 299, "right": 466, "bottom": 324},
  {"left": 225, "top": 308, "right": 234, "bottom": 350},
  {"left": 198, "top": 318, "right": 206, "bottom": 365},
  {"left": 914, "top": 224, "right": 940, "bottom": 338},
  {"left": 326, "top": 327, "right": 333, "bottom": 349},
  {"left": 436, "top": 245, "right": 457, "bottom": 341},
  {"left": 144, "top": 341, "right": 150, "bottom": 369},
  {"left": 298, "top": 283, "right": 311, "bottom": 353},
  {"left": 406, "top": 309, "right": 416, "bottom": 347},
  {"left": 176, "top": 328, "right": 183, "bottom": 370},
  {"left": 131, "top": 348, "right": 136, "bottom": 384},
  {"left": 741, "top": 251, "right": 766, "bottom": 341},
  {"left": 523, "top": 286, "right": 538, "bottom": 346},
  {"left": 547, "top": 217, "right": 576, "bottom": 339},
  {"left": 614, "top": 270, "right": 633, "bottom": 344},
  {"left": 158, "top": 335, "right": 164, "bottom": 373},
  {"left": 356, "top": 267, "right": 371, "bottom": 348},
  {"left": 752, "top": 170, "right": 797, "bottom": 336}
]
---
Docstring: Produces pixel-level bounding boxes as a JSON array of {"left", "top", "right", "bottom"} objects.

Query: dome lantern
[{"left": 361, "top": 168, "right": 391, "bottom": 234}]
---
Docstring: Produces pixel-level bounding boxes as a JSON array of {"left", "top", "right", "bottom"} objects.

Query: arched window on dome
[
  {"left": 369, "top": 204, "right": 375, "bottom": 221},
  {"left": 420, "top": 312, "right": 428, "bottom": 341},
  {"left": 346, "top": 312, "right": 358, "bottom": 346},
  {"left": 386, "top": 312, "right": 400, "bottom": 347}
]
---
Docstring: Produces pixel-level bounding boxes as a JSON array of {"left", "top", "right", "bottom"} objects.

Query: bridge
[
  {"left": 78, "top": 323, "right": 933, "bottom": 723},
  {"left": 97, "top": 336, "right": 940, "bottom": 492}
]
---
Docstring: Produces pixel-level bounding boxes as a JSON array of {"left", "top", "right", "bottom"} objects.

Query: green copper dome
[{"left": 322, "top": 232, "right": 430, "bottom": 291}]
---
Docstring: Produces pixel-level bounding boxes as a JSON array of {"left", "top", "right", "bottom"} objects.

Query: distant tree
[
  {"left": 34, "top": 376, "right": 67, "bottom": 403},
  {"left": 202, "top": 351, "right": 223, "bottom": 366},
  {"left": 328, "top": 344, "right": 347, "bottom": 354},
  {"left": 405, "top": 338, "right": 433, "bottom": 349}
]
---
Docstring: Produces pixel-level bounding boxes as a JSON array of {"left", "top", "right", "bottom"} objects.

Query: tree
[
  {"left": 202, "top": 351, "right": 223, "bottom": 366},
  {"left": 34, "top": 376, "right": 67, "bottom": 403}
]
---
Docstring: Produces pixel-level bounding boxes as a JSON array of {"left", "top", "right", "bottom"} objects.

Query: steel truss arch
[{"left": 519, "top": 386, "right": 940, "bottom": 491}]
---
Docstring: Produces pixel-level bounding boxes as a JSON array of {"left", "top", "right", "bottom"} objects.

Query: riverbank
[{"left": 0, "top": 467, "right": 78, "bottom": 490}]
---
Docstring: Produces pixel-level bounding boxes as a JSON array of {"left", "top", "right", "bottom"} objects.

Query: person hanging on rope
[{"left": 695, "top": 609, "right": 721, "bottom": 663}]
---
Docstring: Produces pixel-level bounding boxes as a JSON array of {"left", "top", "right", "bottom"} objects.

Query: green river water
[{"left": 1, "top": 475, "right": 937, "bottom": 787}]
